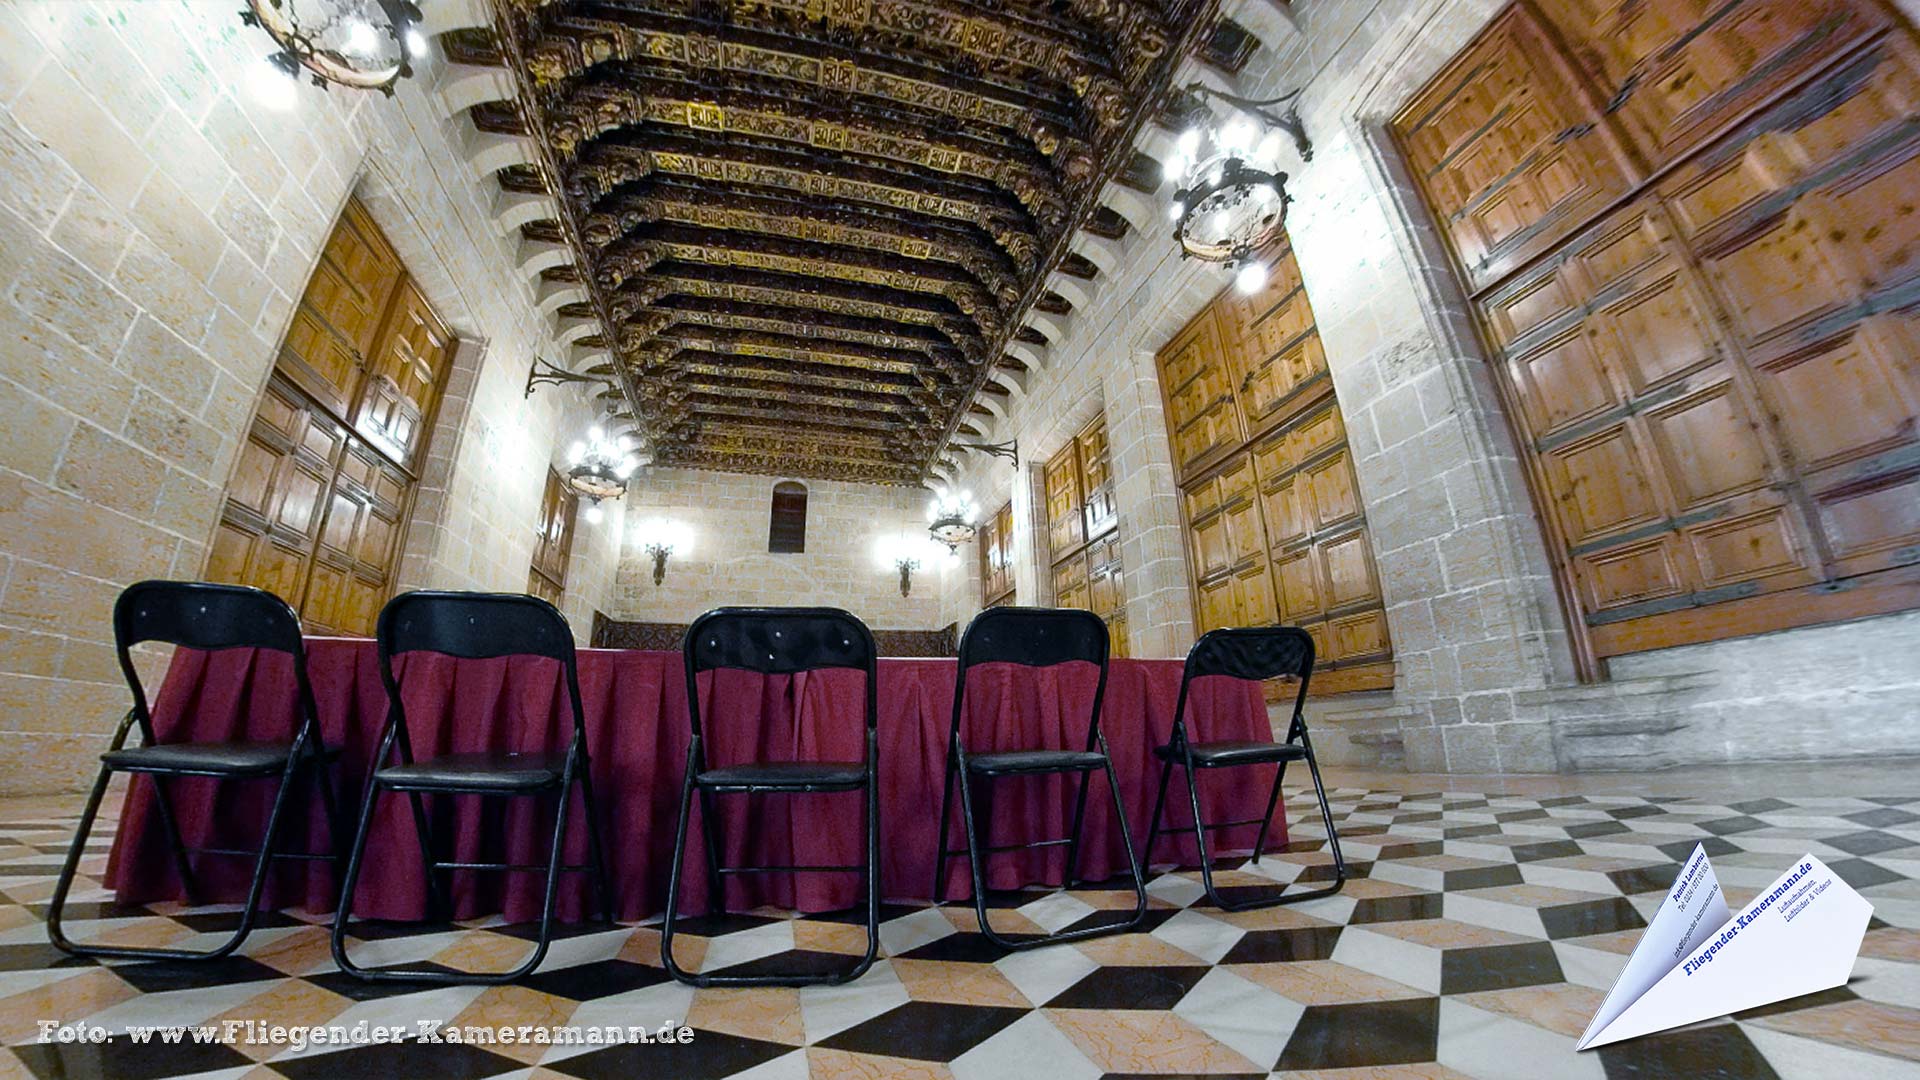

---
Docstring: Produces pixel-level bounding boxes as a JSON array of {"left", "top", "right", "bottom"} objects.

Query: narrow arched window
[{"left": 768, "top": 481, "right": 808, "bottom": 553}]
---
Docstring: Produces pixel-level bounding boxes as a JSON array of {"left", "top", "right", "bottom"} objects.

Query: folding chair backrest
[
  {"left": 376, "top": 591, "right": 585, "bottom": 740},
  {"left": 681, "top": 607, "right": 878, "bottom": 740},
  {"left": 951, "top": 606, "right": 1110, "bottom": 752},
  {"left": 1177, "top": 626, "right": 1315, "bottom": 742},
  {"left": 112, "top": 580, "right": 313, "bottom": 740}
]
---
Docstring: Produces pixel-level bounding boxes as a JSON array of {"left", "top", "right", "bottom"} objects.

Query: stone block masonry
[{"left": 0, "top": 2, "right": 620, "bottom": 793}]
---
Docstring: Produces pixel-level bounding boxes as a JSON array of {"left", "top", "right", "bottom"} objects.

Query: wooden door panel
[
  {"left": 1540, "top": 425, "right": 1665, "bottom": 542},
  {"left": 1322, "top": 528, "right": 1383, "bottom": 609},
  {"left": 1192, "top": 511, "right": 1232, "bottom": 578},
  {"left": 1575, "top": 535, "right": 1688, "bottom": 613},
  {"left": 355, "top": 280, "right": 452, "bottom": 468},
  {"left": 1506, "top": 328, "right": 1621, "bottom": 434},
  {"left": 1641, "top": 376, "right": 1776, "bottom": 507},
  {"left": 1328, "top": 609, "right": 1393, "bottom": 664},
  {"left": 1392, "top": 3, "right": 1638, "bottom": 292},
  {"left": 1077, "top": 418, "right": 1117, "bottom": 541},
  {"left": 1197, "top": 575, "right": 1237, "bottom": 633},
  {"left": 1306, "top": 451, "right": 1363, "bottom": 532},
  {"left": 1260, "top": 474, "right": 1308, "bottom": 550},
  {"left": 1044, "top": 443, "right": 1085, "bottom": 560},
  {"left": 1274, "top": 548, "right": 1324, "bottom": 622},
  {"left": 1159, "top": 311, "right": 1243, "bottom": 479},
  {"left": 1682, "top": 505, "right": 1813, "bottom": 589},
  {"left": 1540, "top": 0, "right": 1891, "bottom": 166},
  {"left": 1235, "top": 560, "right": 1277, "bottom": 626}
]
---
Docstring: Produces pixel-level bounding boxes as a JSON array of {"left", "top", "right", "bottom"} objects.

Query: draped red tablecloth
[{"left": 104, "top": 641, "right": 1283, "bottom": 922}]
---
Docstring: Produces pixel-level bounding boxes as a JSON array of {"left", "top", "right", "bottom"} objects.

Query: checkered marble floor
[{"left": 2, "top": 787, "right": 1919, "bottom": 1080}]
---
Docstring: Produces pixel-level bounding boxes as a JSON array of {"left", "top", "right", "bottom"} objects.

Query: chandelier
[
  {"left": 926, "top": 489, "right": 980, "bottom": 553},
  {"left": 565, "top": 424, "right": 648, "bottom": 524},
  {"left": 1165, "top": 84, "right": 1313, "bottom": 294},
  {"left": 241, "top": 0, "right": 428, "bottom": 103}
]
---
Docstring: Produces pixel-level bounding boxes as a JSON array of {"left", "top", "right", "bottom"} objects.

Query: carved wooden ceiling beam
[
  {"left": 581, "top": 181, "right": 1019, "bottom": 300},
  {"left": 564, "top": 137, "right": 1040, "bottom": 271},
  {"left": 545, "top": 69, "right": 1068, "bottom": 220},
  {"left": 640, "top": 298, "right": 968, "bottom": 364},
  {"left": 655, "top": 329, "right": 946, "bottom": 383},
  {"left": 595, "top": 224, "right": 1009, "bottom": 325},
  {"left": 520, "top": 2, "right": 1126, "bottom": 128},
  {"left": 680, "top": 374, "right": 931, "bottom": 420},
  {"left": 667, "top": 351, "right": 932, "bottom": 399},
  {"left": 611, "top": 264, "right": 987, "bottom": 359}
]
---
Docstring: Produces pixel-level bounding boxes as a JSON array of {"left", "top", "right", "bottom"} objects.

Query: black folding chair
[
  {"left": 48, "top": 581, "right": 344, "bottom": 961},
  {"left": 661, "top": 607, "right": 881, "bottom": 987},
  {"left": 1143, "top": 626, "right": 1347, "bottom": 911},
  {"left": 331, "top": 591, "right": 613, "bottom": 984},
  {"left": 932, "top": 606, "right": 1147, "bottom": 949}
]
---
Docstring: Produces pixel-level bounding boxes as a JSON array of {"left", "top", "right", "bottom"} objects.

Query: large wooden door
[
  {"left": 207, "top": 198, "right": 455, "bottom": 635},
  {"left": 528, "top": 467, "right": 576, "bottom": 606},
  {"left": 1158, "top": 241, "right": 1395, "bottom": 694},
  {"left": 1045, "top": 415, "right": 1128, "bottom": 652},
  {"left": 1394, "top": 0, "right": 1920, "bottom": 666}
]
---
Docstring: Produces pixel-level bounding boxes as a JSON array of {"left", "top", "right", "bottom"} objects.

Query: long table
[{"left": 104, "top": 641, "right": 1283, "bottom": 922}]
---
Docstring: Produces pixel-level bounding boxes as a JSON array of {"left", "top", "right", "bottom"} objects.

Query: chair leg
[
  {"left": 953, "top": 764, "right": 1016, "bottom": 949},
  {"left": 50, "top": 763, "right": 302, "bottom": 962},
  {"left": 697, "top": 787, "right": 725, "bottom": 914},
  {"left": 1301, "top": 746, "right": 1348, "bottom": 894},
  {"left": 1142, "top": 758, "right": 1174, "bottom": 869},
  {"left": 1181, "top": 760, "right": 1227, "bottom": 908},
  {"left": 1061, "top": 769, "right": 1093, "bottom": 889},
  {"left": 1249, "top": 760, "right": 1288, "bottom": 866},
  {"left": 330, "top": 782, "right": 385, "bottom": 978},
  {"left": 932, "top": 748, "right": 957, "bottom": 903},
  {"left": 1098, "top": 753, "right": 1150, "bottom": 934},
  {"left": 147, "top": 773, "right": 202, "bottom": 906},
  {"left": 403, "top": 790, "right": 449, "bottom": 922},
  {"left": 659, "top": 744, "right": 702, "bottom": 985},
  {"left": 46, "top": 764, "right": 117, "bottom": 957},
  {"left": 575, "top": 764, "right": 616, "bottom": 924}
]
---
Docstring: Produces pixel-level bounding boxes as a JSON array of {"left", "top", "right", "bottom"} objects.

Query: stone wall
[
  {"left": 950, "top": 0, "right": 1920, "bottom": 773},
  {"left": 610, "top": 468, "right": 952, "bottom": 632},
  {"left": 0, "top": 1, "right": 616, "bottom": 793}
]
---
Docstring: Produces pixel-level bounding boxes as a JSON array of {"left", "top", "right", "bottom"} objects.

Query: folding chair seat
[
  {"left": 932, "top": 606, "right": 1147, "bottom": 950},
  {"left": 661, "top": 607, "right": 881, "bottom": 988},
  {"left": 48, "top": 581, "right": 344, "bottom": 962},
  {"left": 1143, "top": 627, "right": 1347, "bottom": 912},
  {"left": 330, "top": 591, "right": 614, "bottom": 984}
]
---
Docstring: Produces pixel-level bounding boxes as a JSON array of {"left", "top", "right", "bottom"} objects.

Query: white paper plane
[{"left": 1578, "top": 844, "right": 1873, "bottom": 1050}]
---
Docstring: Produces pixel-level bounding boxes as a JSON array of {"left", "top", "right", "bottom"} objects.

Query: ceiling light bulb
[
  {"left": 1235, "top": 260, "right": 1269, "bottom": 295},
  {"left": 344, "top": 18, "right": 378, "bottom": 55},
  {"left": 588, "top": 424, "right": 604, "bottom": 444},
  {"left": 1168, "top": 200, "right": 1185, "bottom": 222},
  {"left": 1177, "top": 128, "right": 1201, "bottom": 156},
  {"left": 584, "top": 502, "right": 604, "bottom": 525},
  {"left": 404, "top": 27, "right": 428, "bottom": 59},
  {"left": 567, "top": 441, "right": 585, "bottom": 465},
  {"left": 249, "top": 55, "right": 297, "bottom": 111}
]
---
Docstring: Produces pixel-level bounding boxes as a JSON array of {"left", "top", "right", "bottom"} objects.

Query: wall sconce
[
  {"left": 633, "top": 518, "right": 692, "bottom": 586},
  {"left": 877, "top": 531, "right": 943, "bottom": 597},
  {"left": 894, "top": 554, "right": 921, "bottom": 597}
]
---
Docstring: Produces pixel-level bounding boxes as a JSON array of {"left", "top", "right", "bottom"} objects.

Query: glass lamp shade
[{"left": 243, "top": 0, "right": 424, "bottom": 95}]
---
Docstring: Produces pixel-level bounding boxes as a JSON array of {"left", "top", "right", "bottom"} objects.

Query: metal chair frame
[
  {"left": 48, "top": 580, "right": 345, "bottom": 961},
  {"left": 661, "top": 606, "right": 881, "bottom": 987},
  {"left": 1142, "top": 626, "right": 1347, "bottom": 912},
  {"left": 331, "top": 591, "right": 613, "bottom": 984},
  {"left": 932, "top": 606, "right": 1147, "bottom": 949}
]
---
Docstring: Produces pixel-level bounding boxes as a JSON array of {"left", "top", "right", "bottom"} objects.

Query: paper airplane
[{"left": 1578, "top": 844, "right": 1873, "bottom": 1050}]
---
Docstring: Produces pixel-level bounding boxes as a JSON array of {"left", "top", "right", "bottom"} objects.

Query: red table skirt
[{"left": 104, "top": 642, "right": 1284, "bottom": 923}]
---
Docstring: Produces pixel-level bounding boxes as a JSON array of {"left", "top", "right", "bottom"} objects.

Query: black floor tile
[
  {"left": 1597, "top": 1022, "right": 1779, "bottom": 1080},
  {"left": 1564, "top": 820, "right": 1633, "bottom": 840},
  {"left": 1827, "top": 858, "right": 1905, "bottom": 890},
  {"left": 1219, "top": 926, "right": 1342, "bottom": 964},
  {"left": 1444, "top": 865, "right": 1523, "bottom": 891},
  {"left": 1349, "top": 893, "right": 1444, "bottom": 924},
  {"left": 1510, "top": 840, "right": 1583, "bottom": 862},
  {"left": 1046, "top": 965, "right": 1209, "bottom": 1009},
  {"left": 702, "top": 948, "right": 866, "bottom": 981},
  {"left": 1439, "top": 941, "right": 1565, "bottom": 994},
  {"left": 1825, "top": 831, "right": 1915, "bottom": 857},
  {"left": 1274, "top": 996, "right": 1439, "bottom": 1072},
  {"left": 12, "top": 1034, "right": 253, "bottom": 1080},
  {"left": 548, "top": 1029, "right": 794, "bottom": 1080},
  {"left": 521, "top": 957, "right": 674, "bottom": 1000},
  {"left": 1657, "top": 837, "right": 1741, "bottom": 862},
  {"left": 815, "top": 1001, "right": 1026, "bottom": 1061},
  {"left": 1844, "top": 806, "right": 1920, "bottom": 828},
  {"left": 275, "top": 1039, "right": 524, "bottom": 1079},
  {"left": 1541, "top": 897, "right": 1647, "bottom": 940},
  {"left": 1697, "top": 816, "right": 1768, "bottom": 837},
  {"left": 110, "top": 955, "right": 283, "bottom": 994}
]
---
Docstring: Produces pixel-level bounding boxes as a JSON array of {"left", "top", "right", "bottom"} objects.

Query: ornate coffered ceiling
[{"left": 436, "top": 0, "right": 1279, "bottom": 483}]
